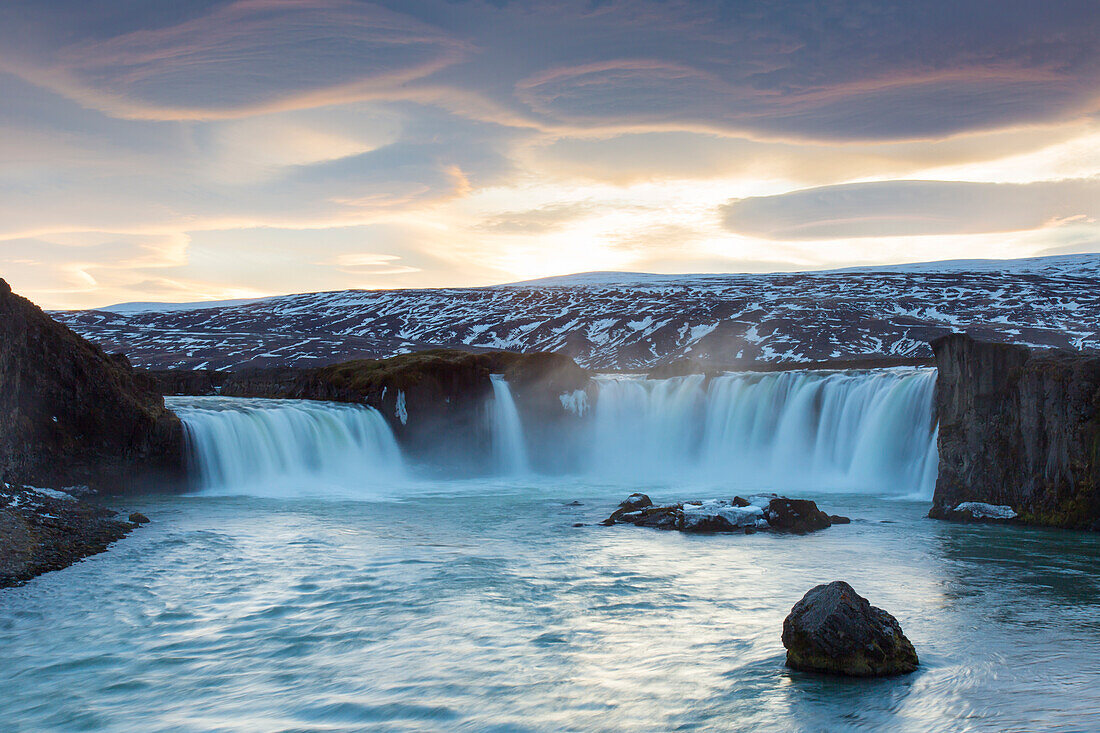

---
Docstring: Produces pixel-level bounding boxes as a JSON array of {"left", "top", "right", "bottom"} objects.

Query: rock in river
[
  {"left": 782, "top": 581, "right": 918, "bottom": 677},
  {"left": 602, "top": 494, "right": 848, "bottom": 534}
]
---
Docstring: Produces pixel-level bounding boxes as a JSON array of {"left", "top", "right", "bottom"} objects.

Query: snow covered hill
[{"left": 53, "top": 254, "right": 1100, "bottom": 371}]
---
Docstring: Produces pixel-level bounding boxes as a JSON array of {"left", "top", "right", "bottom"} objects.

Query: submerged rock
[
  {"left": 603, "top": 494, "right": 846, "bottom": 534},
  {"left": 782, "top": 581, "right": 918, "bottom": 677}
]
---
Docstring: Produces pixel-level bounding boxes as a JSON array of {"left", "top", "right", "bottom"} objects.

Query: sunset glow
[{"left": 2, "top": 0, "right": 1098, "bottom": 309}]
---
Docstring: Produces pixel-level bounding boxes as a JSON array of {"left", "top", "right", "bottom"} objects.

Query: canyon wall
[
  {"left": 0, "top": 279, "right": 184, "bottom": 493},
  {"left": 931, "top": 334, "right": 1100, "bottom": 529}
]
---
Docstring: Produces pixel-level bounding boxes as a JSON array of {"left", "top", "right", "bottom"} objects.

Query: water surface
[{"left": 3, "top": 485, "right": 1099, "bottom": 732}]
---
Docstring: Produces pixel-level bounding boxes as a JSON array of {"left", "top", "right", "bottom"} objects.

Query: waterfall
[
  {"left": 168, "top": 397, "right": 405, "bottom": 495},
  {"left": 586, "top": 369, "right": 938, "bottom": 496},
  {"left": 489, "top": 375, "right": 530, "bottom": 474},
  {"left": 168, "top": 368, "right": 938, "bottom": 499}
]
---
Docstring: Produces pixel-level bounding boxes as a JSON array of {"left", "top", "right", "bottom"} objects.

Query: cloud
[
  {"left": 0, "top": 0, "right": 469, "bottom": 119},
  {"left": 0, "top": 73, "right": 520, "bottom": 238},
  {"left": 523, "top": 126, "right": 1088, "bottom": 186},
  {"left": 327, "top": 253, "right": 421, "bottom": 276},
  {"left": 0, "top": 232, "right": 193, "bottom": 307},
  {"left": 505, "top": 0, "right": 1100, "bottom": 141},
  {"left": 5, "top": 0, "right": 1099, "bottom": 140},
  {"left": 611, "top": 224, "right": 704, "bottom": 254},
  {"left": 3, "top": 0, "right": 1100, "bottom": 308},
  {"left": 722, "top": 178, "right": 1100, "bottom": 240},
  {"left": 477, "top": 202, "right": 597, "bottom": 234}
]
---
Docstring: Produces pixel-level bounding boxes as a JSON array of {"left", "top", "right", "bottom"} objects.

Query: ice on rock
[
  {"left": 681, "top": 500, "right": 765, "bottom": 530},
  {"left": 954, "top": 502, "right": 1017, "bottom": 520},
  {"left": 559, "top": 389, "right": 589, "bottom": 416}
]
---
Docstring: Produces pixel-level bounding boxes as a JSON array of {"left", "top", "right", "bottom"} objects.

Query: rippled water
[{"left": 3, "top": 483, "right": 1100, "bottom": 732}]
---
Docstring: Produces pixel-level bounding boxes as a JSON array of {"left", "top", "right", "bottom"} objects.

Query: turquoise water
[{"left": 2, "top": 485, "right": 1100, "bottom": 732}]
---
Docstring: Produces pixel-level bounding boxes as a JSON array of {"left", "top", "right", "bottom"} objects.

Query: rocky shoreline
[{"left": 0, "top": 484, "right": 145, "bottom": 588}]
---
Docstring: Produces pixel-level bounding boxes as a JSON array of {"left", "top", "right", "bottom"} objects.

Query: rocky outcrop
[
  {"left": 782, "top": 581, "right": 918, "bottom": 676},
  {"left": 0, "top": 279, "right": 184, "bottom": 493},
  {"left": 602, "top": 493, "right": 847, "bottom": 534},
  {"left": 930, "top": 334, "right": 1100, "bottom": 529},
  {"left": 141, "top": 369, "right": 227, "bottom": 395},
  {"left": 219, "top": 348, "right": 591, "bottom": 469},
  {"left": 1, "top": 483, "right": 142, "bottom": 588}
]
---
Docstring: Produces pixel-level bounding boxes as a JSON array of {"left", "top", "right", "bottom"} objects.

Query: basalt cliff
[
  {"left": 0, "top": 279, "right": 184, "bottom": 493},
  {"left": 211, "top": 349, "right": 591, "bottom": 470},
  {"left": 930, "top": 333, "right": 1100, "bottom": 529}
]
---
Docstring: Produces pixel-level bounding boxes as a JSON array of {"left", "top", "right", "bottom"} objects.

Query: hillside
[{"left": 53, "top": 254, "right": 1100, "bottom": 371}]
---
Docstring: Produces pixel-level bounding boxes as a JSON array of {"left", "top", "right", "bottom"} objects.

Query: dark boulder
[
  {"left": 766, "top": 497, "right": 834, "bottom": 533},
  {"left": 602, "top": 493, "right": 653, "bottom": 524},
  {"left": 128, "top": 512, "right": 150, "bottom": 524},
  {"left": 619, "top": 493, "right": 653, "bottom": 512},
  {"left": 782, "top": 581, "right": 918, "bottom": 677}
]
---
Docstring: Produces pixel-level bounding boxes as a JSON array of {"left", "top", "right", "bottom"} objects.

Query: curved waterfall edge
[{"left": 169, "top": 368, "right": 939, "bottom": 499}]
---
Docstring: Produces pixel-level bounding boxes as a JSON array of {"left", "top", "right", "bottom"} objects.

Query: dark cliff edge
[
  {"left": 144, "top": 369, "right": 229, "bottom": 396},
  {"left": 216, "top": 349, "right": 591, "bottom": 471},
  {"left": 0, "top": 278, "right": 184, "bottom": 494},
  {"left": 646, "top": 355, "right": 935, "bottom": 379},
  {"left": 930, "top": 333, "right": 1100, "bottom": 529}
]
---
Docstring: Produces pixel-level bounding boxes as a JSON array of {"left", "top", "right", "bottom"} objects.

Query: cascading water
[
  {"left": 168, "top": 397, "right": 405, "bottom": 495},
  {"left": 585, "top": 369, "right": 938, "bottom": 496},
  {"left": 168, "top": 368, "right": 938, "bottom": 498},
  {"left": 489, "top": 375, "right": 530, "bottom": 474}
]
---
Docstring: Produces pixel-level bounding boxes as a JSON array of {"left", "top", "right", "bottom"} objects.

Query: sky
[{"left": 1, "top": 0, "right": 1099, "bottom": 309}]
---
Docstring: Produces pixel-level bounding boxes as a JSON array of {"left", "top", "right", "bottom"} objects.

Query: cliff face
[
  {"left": 218, "top": 349, "right": 591, "bottom": 469},
  {"left": 931, "top": 333, "right": 1100, "bottom": 529},
  {"left": 143, "top": 369, "right": 227, "bottom": 396},
  {"left": 0, "top": 279, "right": 184, "bottom": 493}
]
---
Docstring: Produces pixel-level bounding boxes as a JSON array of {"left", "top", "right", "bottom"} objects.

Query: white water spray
[
  {"left": 168, "top": 397, "right": 404, "bottom": 495},
  {"left": 585, "top": 369, "right": 938, "bottom": 495},
  {"left": 169, "top": 368, "right": 938, "bottom": 498}
]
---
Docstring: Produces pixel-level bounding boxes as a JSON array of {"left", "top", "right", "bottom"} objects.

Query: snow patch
[
  {"left": 954, "top": 502, "right": 1017, "bottom": 520},
  {"left": 395, "top": 390, "right": 408, "bottom": 425},
  {"left": 559, "top": 389, "right": 589, "bottom": 416},
  {"left": 681, "top": 500, "right": 765, "bottom": 529},
  {"left": 30, "top": 487, "right": 76, "bottom": 501}
]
